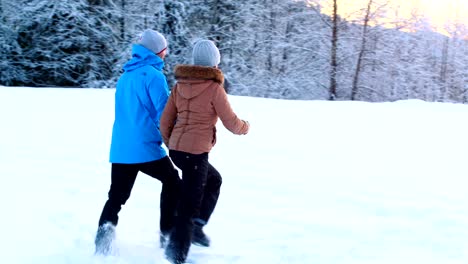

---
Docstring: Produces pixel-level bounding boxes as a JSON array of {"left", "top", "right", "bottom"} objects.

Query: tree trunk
[
  {"left": 143, "top": 2, "right": 148, "bottom": 29},
  {"left": 280, "top": 5, "right": 293, "bottom": 75},
  {"left": 120, "top": 0, "right": 125, "bottom": 42},
  {"left": 329, "top": 0, "right": 338, "bottom": 100},
  {"left": 210, "top": 0, "right": 221, "bottom": 42},
  {"left": 438, "top": 37, "right": 449, "bottom": 101},
  {"left": 266, "top": 0, "right": 276, "bottom": 73},
  {"left": 351, "top": 0, "right": 373, "bottom": 100}
]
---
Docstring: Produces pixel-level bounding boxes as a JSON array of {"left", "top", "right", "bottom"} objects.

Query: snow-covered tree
[
  {"left": 0, "top": 0, "right": 27, "bottom": 86},
  {"left": 12, "top": 0, "right": 119, "bottom": 87},
  {"left": 443, "top": 22, "right": 467, "bottom": 102},
  {"left": 157, "top": 0, "right": 192, "bottom": 86},
  {"left": 0, "top": 0, "right": 466, "bottom": 104},
  {"left": 86, "top": 0, "right": 120, "bottom": 87}
]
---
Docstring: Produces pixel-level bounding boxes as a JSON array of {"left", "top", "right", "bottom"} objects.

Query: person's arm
[
  {"left": 160, "top": 87, "right": 178, "bottom": 147},
  {"left": 212, "top": 84, "right": 249, "bottom": 135},
  {"left": 147, "top": 74, "right": 170, "bottom": 127}
]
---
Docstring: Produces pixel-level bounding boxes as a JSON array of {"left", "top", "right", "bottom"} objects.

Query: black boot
[
  {"left": 192, "top": 224, "right": 210, "bottom": 247},
  {"left": 165, "top": 243, "right": 187, "bottom": 264},
  {"left": 164, "top": 221, "right": 192, "bottom": 264},
  {"left": 165, "top": 236, "right": 189, "bottom": 264},
  {"left": 94, "top": 223, "right": 116, "bottom": 255}
]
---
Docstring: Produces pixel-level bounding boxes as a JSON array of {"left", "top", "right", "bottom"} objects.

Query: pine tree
[
  {"left": 86, "top": 0, "right": 120, "bottom": 87},
  {"left": 157, "top": 0, "right": 192, "bottom": 87},
  {"left": 0, "top": 0, "right": 26, "bottom": 86},
  {"left": 13, "top": 0, "right": 118, "bottom": 87}
]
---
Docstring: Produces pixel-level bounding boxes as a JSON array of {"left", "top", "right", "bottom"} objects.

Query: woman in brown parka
[{"left": 160, "top": 40, "right": 249, "bottom": 264}]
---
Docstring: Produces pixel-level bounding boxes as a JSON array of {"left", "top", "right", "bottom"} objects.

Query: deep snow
[{"left": 1, "top": 87, "right": 468, "bottom": 263}]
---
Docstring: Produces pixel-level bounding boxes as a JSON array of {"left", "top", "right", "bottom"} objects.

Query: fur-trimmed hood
[
  {"left": 175, "top": 65, "right": 224, "bottom": 84},
  {"left": 173, "top": 65, "right": 224, "bottom": 99}
]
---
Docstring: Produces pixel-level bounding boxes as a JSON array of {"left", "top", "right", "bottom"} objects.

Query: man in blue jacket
[{"left": 95, "top": 29, "right": 181, "bottom": 255}]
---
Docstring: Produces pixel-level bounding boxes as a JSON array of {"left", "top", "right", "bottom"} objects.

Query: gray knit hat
[
  {"left": 138, "top": 29, "right": 167, "bottom": 55},
  {"left": 192, "top": 40, "right": 221, "bottom": 67}
]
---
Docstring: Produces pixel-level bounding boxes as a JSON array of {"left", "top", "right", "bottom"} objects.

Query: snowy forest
[{"left": 0, "top": 0, "right": 466, "bottom": 102}]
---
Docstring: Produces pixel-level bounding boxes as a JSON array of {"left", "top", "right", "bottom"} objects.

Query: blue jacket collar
[{"left": 123, "top": 44, "right": 164, "bottom": 72}]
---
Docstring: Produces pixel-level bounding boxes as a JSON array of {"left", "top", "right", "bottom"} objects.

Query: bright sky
[
  {"left": 320, "top": 0, "right": 467, "bottom": 34},
  {"left": 388, "top": 0, "right": 466, "bottom": 27}
]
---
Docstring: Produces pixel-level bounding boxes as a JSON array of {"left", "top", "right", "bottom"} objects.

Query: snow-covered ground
[{"left": 1, "top": 86, "right": 468, "bottom": 264}]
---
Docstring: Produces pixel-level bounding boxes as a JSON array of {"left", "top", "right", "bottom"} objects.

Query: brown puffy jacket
[{"left": 160, "top": 65, "right": 249, "bottom": 154}]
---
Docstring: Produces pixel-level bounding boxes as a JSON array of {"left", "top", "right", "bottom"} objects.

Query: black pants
[
  {"left": 97, "top": 156, "right": 181, "bottom": 233},
  {"left": 166, "top": 150, "right": 222, "bottom": 259}
]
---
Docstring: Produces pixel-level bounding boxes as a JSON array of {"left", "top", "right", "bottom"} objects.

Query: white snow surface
[{"left": 1, "top": 87, "right": 468, "bottom": 263}]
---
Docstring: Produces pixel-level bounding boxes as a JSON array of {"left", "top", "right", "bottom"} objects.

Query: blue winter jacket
[{"left": 109, "top": 44, "right": 169, "bottom": 164}]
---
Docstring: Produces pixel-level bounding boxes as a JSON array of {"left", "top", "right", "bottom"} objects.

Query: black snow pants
[
  {"left": 97, "top": 156, "right": 181, "bottom": 234},
  {"left": 165, "top": 150, "right": 222, "bottom": 262}
]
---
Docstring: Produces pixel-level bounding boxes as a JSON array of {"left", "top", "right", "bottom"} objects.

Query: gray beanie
[
  {"left": 192, "top": 40, "right": 221, "bottom": 67},
  {"left": 138, "top": 29, "right": 167, "bottom": 55}
]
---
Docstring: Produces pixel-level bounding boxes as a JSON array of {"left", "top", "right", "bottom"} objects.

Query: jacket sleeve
[
  {"left": 160, "top": 87, "right": 178, "bottom": 146},
  {"left": 212, "top": 84, "right": 249, "bottom": 135},
  {"left": 147, "top": 74, "right": 170, "bottom": 127}
]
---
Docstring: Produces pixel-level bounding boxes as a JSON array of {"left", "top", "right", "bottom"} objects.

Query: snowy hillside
[{"left": 1, "top": 87, "right": 468, "bottom": 264}]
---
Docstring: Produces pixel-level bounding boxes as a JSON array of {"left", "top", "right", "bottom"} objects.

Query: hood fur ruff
[{"left": 174, "top": 65, "right": 224, "bottom": 84}]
